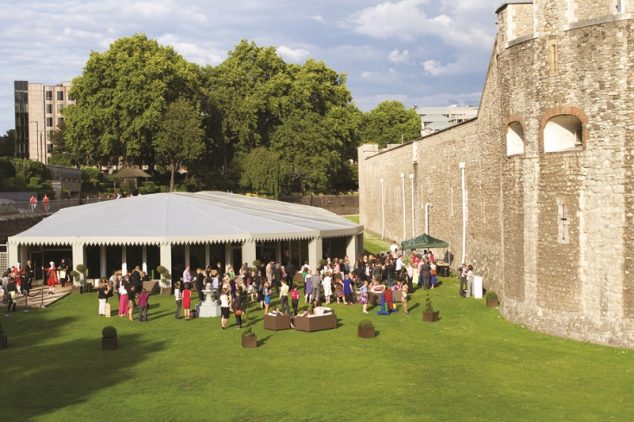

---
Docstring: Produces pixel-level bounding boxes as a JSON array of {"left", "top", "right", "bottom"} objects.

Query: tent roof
[
  {"left": 109, "top": 167, "right": 151, "bottom": 179},
  {"left": 401, "top": 233, "right": 449, "bottom": 250},
  {"left": 8, "top": 191, "right": 363, "bottom": 246}
]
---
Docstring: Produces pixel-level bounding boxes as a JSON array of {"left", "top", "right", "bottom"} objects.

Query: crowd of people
[{"left": 3, "top": 244, "right": 476, "bottom": 324}]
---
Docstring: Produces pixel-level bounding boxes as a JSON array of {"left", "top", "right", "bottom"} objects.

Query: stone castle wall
[{"left": 358, "top": 0, "right": 634, "bottom": 348}]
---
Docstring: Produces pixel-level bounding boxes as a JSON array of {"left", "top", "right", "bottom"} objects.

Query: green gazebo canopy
[{"left": 401, "top": 233, "right": 449, "bottom": 250}]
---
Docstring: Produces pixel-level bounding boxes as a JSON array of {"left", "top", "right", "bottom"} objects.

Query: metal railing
[{"left": 0, "top": 197, "right": 114, "bottom": 217}]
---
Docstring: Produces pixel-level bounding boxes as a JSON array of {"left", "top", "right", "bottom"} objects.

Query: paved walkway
[{"left": 2, "top": 285, "right": 72, "bottom": 312}]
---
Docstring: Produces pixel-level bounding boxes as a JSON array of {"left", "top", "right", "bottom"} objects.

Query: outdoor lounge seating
[
  {"left": 264, "top": 313, "right": 292, "bottom": 331},
  {"left": 293, "top": 312, "right": 337, "bottom": 332}
]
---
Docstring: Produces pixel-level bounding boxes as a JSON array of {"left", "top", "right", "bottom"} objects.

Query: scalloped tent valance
[{"left": 8, "top": 191, "right": 363, "bottom": 247}]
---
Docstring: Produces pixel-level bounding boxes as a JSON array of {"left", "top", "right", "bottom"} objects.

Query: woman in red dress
[
  {"left": 45, "top": 261, "right": 58, "bottom": 294},
  {"left": 182, "top": 283, "right": 192, "bottom": 320}
]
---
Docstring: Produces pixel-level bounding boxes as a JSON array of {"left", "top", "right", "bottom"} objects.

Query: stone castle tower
[{"left": 358, "top": 1, "right": 634, "bottom": 347}]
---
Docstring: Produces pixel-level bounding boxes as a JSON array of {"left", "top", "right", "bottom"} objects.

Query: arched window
[
  {"left": 506, "top": 122, "right": 525, "bottom": 156},
  {"left": 544, "top": 115, "right": 583, "bottom": 152}
]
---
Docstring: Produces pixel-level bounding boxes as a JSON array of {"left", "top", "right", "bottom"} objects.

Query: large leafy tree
[
  {"left": 0, "top": 129, "right": 16, "bottom": 157},
  {"left": 360, "top": 100, "right": 421, "bottom": 148},
  {"left": 205, "top": 40, "right": 361, "bottom": 193},
  {"left": 64, "top": 34, "right": 201, "bottom": 166},
  {"left": 154, "top": 99, "right": 205, "bottom": 192},
  {"left": 270, "top": 111, "right": 343, "bottom": 194}
]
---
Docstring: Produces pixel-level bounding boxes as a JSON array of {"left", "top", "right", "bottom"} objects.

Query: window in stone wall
[
  {"left": 557, "top": 199, "right": 571, "bottom": 244},
  {"left": 506, "top": 121, "right": 525, "bottom": 156},
  {"left": 544, "top": 114, "right": 583, "bottom": 152}
]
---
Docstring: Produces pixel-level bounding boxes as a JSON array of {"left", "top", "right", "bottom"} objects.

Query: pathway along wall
[{"left": 358, "top": 1, "right": 634, "bottom": 348}]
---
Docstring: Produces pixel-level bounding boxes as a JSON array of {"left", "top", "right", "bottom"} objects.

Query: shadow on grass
[
  {"left": 0, "top": 316, "right": 165, "bottom": 420},
  {"left": 257, "top": 335, "right": 273, "bottom": 347},
  {"left": 150, "top": 309, "right": 177, "bottom": 321},
  {"left": 409, "top": 303, "right": 420, "bottom": 312}
]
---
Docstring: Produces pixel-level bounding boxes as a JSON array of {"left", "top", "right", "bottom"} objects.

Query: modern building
[
  {"left": 7, "top": 191, "right": 364, "bottom": 282},
  {"left": 14, "top": 80, "right": 74, "bottom": 162},
  {"left": 416, "top": 105, "right": 478, "bottom": 136},
  {"left": 359, "top": 1, "right": 634, "bottom": 348}
]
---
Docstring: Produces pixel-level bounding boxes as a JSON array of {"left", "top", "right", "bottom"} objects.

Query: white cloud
[
  {"left": 311, "top": 14, "right": 326, "bottom": 23},
  {"left": 276, "top": 45, "right": 311, "bottom": 63},
  {"left": 360, "top": 71, "right": 373, "bottom": 79},
  {"left": 348, "top": 0, "right": 493, "bottom": 48},
  {"left": 157, "top": 34, "right": 225, "bottom": 65},
  {"left": 348, "top": 0, "right": 428, "bottom": 41},
  {"left": 387, "top": 49, "right": 409, "bottom": 63},
  {"left": 422, "top": 58, "right": 465, "bottom": 76}
]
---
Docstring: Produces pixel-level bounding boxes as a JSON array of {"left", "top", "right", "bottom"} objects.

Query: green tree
[
  {"left": 64, "top": 34, "right": 201, "bottom": 167},
  {"left": 360, "top": 100, "right": 421, "bottom": 148},
  {"left": 154, "top": 99, "right": 205, "bottom": 192},
  {"left": 239, "top": 147, "right": 288, "bottom": 197},
  {"left": 48, "top": 121, "right": 73, "bottom": 166},
  {"left": 0, "top": 129, "right": 16, "bottom": 157},
  {"left": 203, "top": 40, "right": 289, "bottom": 172},
  {"left": 271, "top": 111, "right": 343, "bottom": 194}
]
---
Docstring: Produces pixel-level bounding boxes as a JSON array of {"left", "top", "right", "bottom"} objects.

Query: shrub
[
  {"left": 139, "top": 181, "right": 160, "bottom": 195},
  {"left": 156, "top": 265, "right": 167, "bottom": 275},
  {"left": 358, "top": 319, "right": 374, "bottom": 329},
  {"left": 242, "top": 327, "right": 256, "bottom": 337},
  {"left": 424, "top": 292, "right": 434, "bottom": 312},
  {"left": 71, "top": 270, "right": 81, "bottom": 281},
  {"left": 485, "top": 291, "right": 498, "bottom": 301},
  {"left": 102, "top": 326, "right": 117, "bottom": 338},
  {"left": 252, "top": 259, "right": 261, "bottom": 269},
  {"left": 76, "top": 264, "right": 86, "bottom": 274}
]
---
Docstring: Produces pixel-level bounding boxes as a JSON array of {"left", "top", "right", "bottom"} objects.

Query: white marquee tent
[{"left": 7, "top": 191, "right": 363, "bottom": 279}]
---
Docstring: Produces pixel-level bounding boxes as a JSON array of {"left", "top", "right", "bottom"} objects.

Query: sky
[{"left": 0, "top": 0, "right": 502, "bottom": 133}]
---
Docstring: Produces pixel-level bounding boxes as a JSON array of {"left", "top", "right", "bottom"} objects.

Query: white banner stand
[{"left": 473, "top": 276, "right": 483, "bottom": 299}]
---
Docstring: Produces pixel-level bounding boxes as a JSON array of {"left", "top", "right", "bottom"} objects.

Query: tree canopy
[
  {"left": 360, "top": 100, "right": 421, "bottom": 148},
  {"left": 58, "top": 36, "right": 420, "bottom": 195},
  {"left": 64, "top": 34, "right": 201, "bottom": 167},
  {"left": 154, "top": 98, "right": 205, "bottom": 192}
]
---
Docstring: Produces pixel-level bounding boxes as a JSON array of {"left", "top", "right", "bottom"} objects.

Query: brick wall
[{"left": 359, "top": 2, "right": 634, "bottom": 348}]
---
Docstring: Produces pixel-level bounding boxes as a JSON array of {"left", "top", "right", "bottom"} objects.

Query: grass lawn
[
  {"left": 1, "top": 278, "right": 633, "bottom": 421},
  {"left": 345, "top": 214, "right": 391, "bottom": 255}
]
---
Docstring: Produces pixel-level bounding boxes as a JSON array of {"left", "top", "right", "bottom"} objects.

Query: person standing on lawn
[
  {"left": 45, "top": 261, "right": 58, "bottom": 295},
  {"left": 290, "top": 285, "right": 300, "bottom": 315},
  {"left": 182, "top": 283, "right": 192, "bottom": 320},
  {"left": 220, "top": 287, "right": 230, "bottom": 329},
  {"left": 360, "top": 279, "right": 369, "bottom": 314},
  {"left": 138, "top": 288, "right": 150, "bottom": 322},
  {"left": 263, "top": 282, "right": 272, "bottom": 314},
  {"left": 343, "top": 273, "right": 354, "bottom": 305},
  {"left": 279, "top": 279, "right": 289, "bottom": 313},
  {"left": 233, "top": 286, "right": 243, "bottom": 329},
  {"left": 401, "top": 281, "right": 409, "bottom": 314},
  {"left": 97, "top": 278, "right": 110, "bottom": 316},
  {"left": 174, "top": 281, "right": 182, "bottom": 319},
  {"left": 118, "top": 281, "right": 128, "bottom": 317},
  {"left": 195, "top": 267, "right": 205, "bottom": 303}
]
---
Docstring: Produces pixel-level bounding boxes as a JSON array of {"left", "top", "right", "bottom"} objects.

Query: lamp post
[
  {"left": 425, "top": 203, "right": 433, "bottom": 234},
  {"left": 400, "top": 173, "right": 406, "bottom": 240},
  {"left": 380, "top": 178, "right": 385, "bottom": 239},
  {"left": 409, "top": 174, "right": 415, "bottom": 237},
  {"left": 459, "top": 162, "right": 467, "bottom": 264}
]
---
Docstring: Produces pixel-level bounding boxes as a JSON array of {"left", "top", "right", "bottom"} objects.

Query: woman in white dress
[{"left": 322, "top": 272, "right": 333, "bottom": 304}]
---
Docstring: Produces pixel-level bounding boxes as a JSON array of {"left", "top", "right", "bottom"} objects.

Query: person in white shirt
[
  {"left": 174, "top": 281, "right": 182, "bottom": 319},
  {"left": 322, "top": 272, "right": 333, "bottom": 304},
  {"left": 390, "top": 241, "right": 398, "bottom": 257}
]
